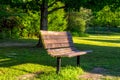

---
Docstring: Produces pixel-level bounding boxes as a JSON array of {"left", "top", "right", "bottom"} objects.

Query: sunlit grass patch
[
  {"left": 73, "top": 35, "right": 120, "bottom": 47},
  {"left": 36, "top": 66, "right": 84, "bottom": 80}
]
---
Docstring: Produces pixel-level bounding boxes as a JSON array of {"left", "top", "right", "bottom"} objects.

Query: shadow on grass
[
  {"left": 0, "top": 39, "right": 120, "bottom": 77},
  {"left": 74, "top": 43, "right": 120, "bottom": 77}
]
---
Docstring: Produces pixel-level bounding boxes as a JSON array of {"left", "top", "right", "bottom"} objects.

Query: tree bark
[
  {"left": 36, "top": 0, "right": 48, "bottom": 47},
  {"left": 40, "top": 0, "right": 48, "bottom": 30}
]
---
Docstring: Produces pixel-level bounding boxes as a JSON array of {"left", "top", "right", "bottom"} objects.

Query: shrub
[
  {"left": 92, "top": 6, "right": 120, "bottom": 28},
  {"left": 67, "top": 7, "right": 92, "bottom": 36},
  {"left": 19, "top": 11, "right": 40, "bottom": 38}
]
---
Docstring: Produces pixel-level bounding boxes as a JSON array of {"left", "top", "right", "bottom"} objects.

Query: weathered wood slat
[
  {"left": 47, "top": 47, "right": 77, "bottom": 54},
  {"left": 50, "top": 51, "right": 89, "bottom": 57},
  {"left": 43, "top": 39, "right": 73, "bottom": 44},
  {"left": 45, "top": 43, "right": 74, "bottom": 49},
  {"left": 50, "top": 51, "right": 91, "bottom": 57},
  {"left": 42, "top": 35, "right": 72, "bottom": 39},
  {"left": 47, "top": 47, "right": 92, "bottom": 57},
  {"left": 40, "top": 30, "right": 70, "bottom": 35}
]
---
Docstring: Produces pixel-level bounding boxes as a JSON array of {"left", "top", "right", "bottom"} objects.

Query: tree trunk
[
  {"left": 40, "top": 1, "right": 48, "bottom": 30},
  {"left": 36, "top": 0, "right": 48, "bottom": 47}
]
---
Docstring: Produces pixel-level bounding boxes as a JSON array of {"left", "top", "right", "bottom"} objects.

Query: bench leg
[
  {"left": 77, "top": 56, "right": 80, "bottom": 66},
  {"left": 56, "top": 57, "right": 61, "bottom": 74}
]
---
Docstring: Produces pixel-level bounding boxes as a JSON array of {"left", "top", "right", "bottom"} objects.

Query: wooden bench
[{"left": 40, "top": 30, "right": 92, "bottom": 74}]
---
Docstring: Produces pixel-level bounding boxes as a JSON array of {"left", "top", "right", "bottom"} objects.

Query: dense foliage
[
  {"left": 88, "top": 5, "right": 120, "bottom": 34},
  {"left": 0, "top": 1, "right": 67, "bottom": 39},
  {"left": 48, "top": 1, "right": 67, "bottom": 31},
  {"left": 92, "top": 6, "right": 120, "bottom": 28},
  {"left": 0, "top": 0, "right": 120, "bottom": 38}
]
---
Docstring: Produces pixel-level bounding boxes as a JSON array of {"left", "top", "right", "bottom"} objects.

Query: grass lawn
[{"left": 0, "top": 34, "right": 120, "bottom": 80}]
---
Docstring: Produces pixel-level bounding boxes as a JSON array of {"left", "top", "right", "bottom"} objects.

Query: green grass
[{"left": 0, "top": 34, "right": 120, "bottom": 80}]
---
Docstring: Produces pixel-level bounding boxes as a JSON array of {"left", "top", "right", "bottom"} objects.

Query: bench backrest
[{"left": 40, "top": 30, "right": 74, "bottom": 49}]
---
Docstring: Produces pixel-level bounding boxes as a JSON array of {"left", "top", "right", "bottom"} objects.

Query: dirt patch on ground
[
  {"left": 17, "top": 71, "right": 44, "bottom": 80},
  {"left": 0, "top": 42, "right": 34, "bottom": 47},
  {"left": 79, "top": 67, "right": 111, "bottom": 80}
]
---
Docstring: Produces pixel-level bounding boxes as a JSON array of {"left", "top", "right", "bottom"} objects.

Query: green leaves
[
  {"left": 48, "top": 1, "right": 67, "bottom": 31},
  {"left": 93, "top": 5, "right": 120, "bottom": 27},
  {"left": 67, "top": 7, "right": 92, "bottom": 36}
]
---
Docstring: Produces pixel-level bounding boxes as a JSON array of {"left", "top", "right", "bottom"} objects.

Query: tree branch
[
  {"left": 48, "top": 0, "right": 58, "bottom": 8},
  {"left": 48, "top": 6, "right": 65, "bottom": 14}
]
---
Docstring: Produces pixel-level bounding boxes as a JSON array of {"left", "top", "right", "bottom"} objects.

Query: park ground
[{"left": 0, "top": 34, "right": 120, "bottom": 80}]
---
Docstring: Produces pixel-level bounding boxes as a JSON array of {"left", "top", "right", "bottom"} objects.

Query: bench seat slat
[
  {"left": 45, "top": 43, "right": 74, "bottom": 49},
  {"left": 42, "top": 35, "right": 72, "bottom": 39},
  {"left": 50, "top": 51, "right": 89, "bottom": 57},
  {"left": 47, "top": 48, "right": 92, "bottom": 57},
  {"left": 47, "top": 47, "right": 78, "bottom": 53},
  {"left": 43, "top": 39, "right": 73, "bottom": 44},
  {"left": 40, "top": 31, "right": 71, "bottom": 35}
]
